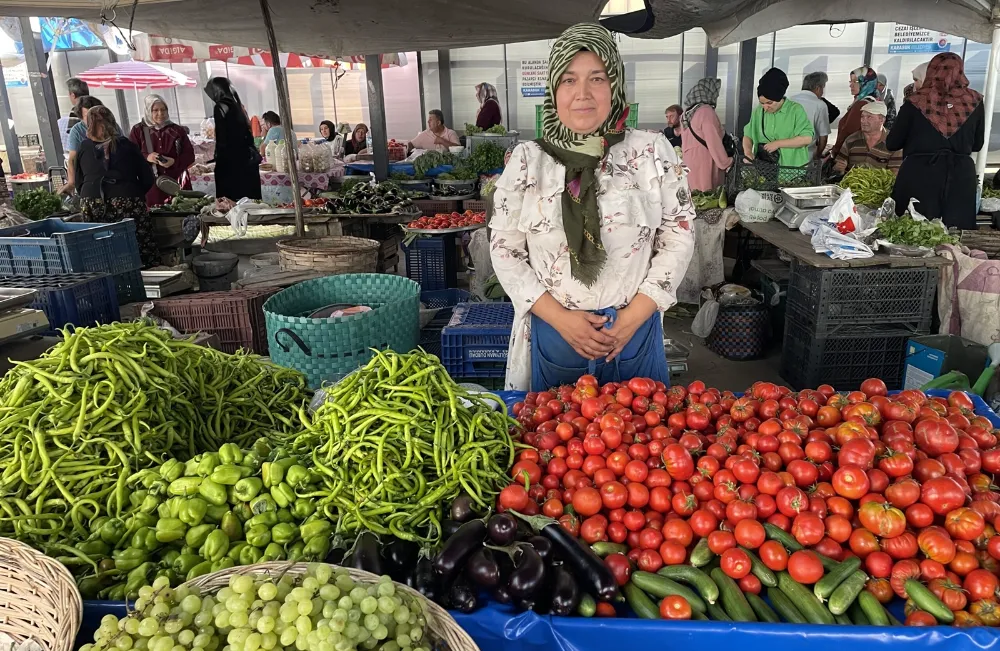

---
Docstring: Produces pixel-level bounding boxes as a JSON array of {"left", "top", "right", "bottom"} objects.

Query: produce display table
[
  {"left": 190, "top": 170, "right": 335, "bottom": 205},
  {"left": 741, "top": 220, "right": 950, "bottom": 270}
]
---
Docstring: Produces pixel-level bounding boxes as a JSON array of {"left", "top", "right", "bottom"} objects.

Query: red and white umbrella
[{"left": 75, "top": 61, "right": 197, "bottom": 90}]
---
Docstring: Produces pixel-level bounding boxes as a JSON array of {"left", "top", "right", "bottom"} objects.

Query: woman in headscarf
[
  {"left": 742, "top": 68, "right": 814, "bottom": 169},
  {"left": 475, "top": 82, "right": 502, "bottom": 130},
  {"left": 128, "top": 94, "right": 195, "bottom": 208},
  {"left": 833, "top": 65, "right": 879, "bottom": 156},
  {"left": 888, "top": 52, "right": 984, "bottom": 229},
  {"left": 489, "top": 23, "right": 695, "bottom": 391},
  {"left": 203, "top": 77, "right": 262, "bottom": 201},
  {"left": 679, "top": 78, "right": 732, "bottom": 191},
  {"left": 343, "top": 123, "right": 369, "bottom": 156},
  {"left": 318, "top": 120, "right": 336, "bottom": 141},
  {"left": 75, "top": 106, "right": 159, "bottom": 268},
  {"left": 904, "top": 62, "right": 930, "bottom": 100}
]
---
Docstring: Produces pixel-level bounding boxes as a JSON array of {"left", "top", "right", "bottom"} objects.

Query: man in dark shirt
[{"left": 663, "top": 104, "right": 682, "bottom": 148}]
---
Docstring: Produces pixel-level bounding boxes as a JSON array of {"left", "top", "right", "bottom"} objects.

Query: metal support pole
[
  {"left": 365, "top": 54, "right": 389, "bottom": 181},
  {"left": 0, "top": 64, "right": 22, "bottom": 175},
  {"left": 416, "top": 52, "right": 427, "bottom": 121},
  {"left": 19, "top": 17, "right": 62, "bottom": 167},
  {"left": 502, "top": 45, "right": 510, "bottom": 126},
  {"left": 705, "top": 45, "right": 719, "bottom": 80},
  {"left": 976, "top": 23, "right": 1000, "bottom": 183},
  {"left": 863, "top": 22, "right": 875, "bottom": 65},
  {"left": 736, "top": 38, "right": 758, "bottom": 136},
  {"left": 678, "top": 32, "right": 686, "bottom": 106},
  {"left": 438, "top": 50, "right": 453, "bottom": 125},
  {"left": 258, "top": 0, "right": 304, "bottom": 237},
  {"left": 107, "top": 49, "right": 131, "bottom": 130}
]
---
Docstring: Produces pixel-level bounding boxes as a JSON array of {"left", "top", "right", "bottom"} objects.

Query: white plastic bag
[
  {"left": 735, "top": 189, "right": 783, "bottom": 223},
  {"left": 810, "top": 224, "right": 874, "bottom": 260},
  {"left": 800, "top": 188, "right": 858, "bottom": 236},
  {"left": 691, "top": 299, "right": 720, "bottom": 338},
  {"left": 223, "top": 198, "right": 259, "bottom": 237}
]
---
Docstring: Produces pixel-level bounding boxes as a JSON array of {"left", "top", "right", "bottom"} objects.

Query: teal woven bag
[{"left": 264, "top": 274, "right": 420, "bottom": 388}]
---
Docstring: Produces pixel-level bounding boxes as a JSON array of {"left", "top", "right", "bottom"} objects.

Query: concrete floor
[{"left": 663, "top": 315, "right": 784, "bottom": 392}]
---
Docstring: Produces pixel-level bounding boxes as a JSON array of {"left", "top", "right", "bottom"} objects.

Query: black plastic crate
[
  {"left": 780, "top": 320, "right": 926, "bottom": 391},
  {"left": 785, "top": 261, "right": 937, "bottom": 334},
  {"left": 726, "top": 147, "right": 822, "bottom": 195}
]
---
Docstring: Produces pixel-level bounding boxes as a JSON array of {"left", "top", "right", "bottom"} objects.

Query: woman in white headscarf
[
  {"left": 475, "top": 82, "right": 502, "bottom": 129},
  {"left": 128, "top": 94, "right": 195, "bottom": 207},
  {"left": 904, "top": 62, "right": 930, "bottom": 100}
]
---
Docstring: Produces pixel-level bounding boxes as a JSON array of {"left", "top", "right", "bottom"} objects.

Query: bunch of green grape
[{"left": 81, "top": 566, "right": 432, "bottom": 651}]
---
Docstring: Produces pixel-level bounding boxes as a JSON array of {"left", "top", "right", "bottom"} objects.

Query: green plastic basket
[
  {"left": 264, "top": 274, "right": 420, "bottom": 388},
  {"left": 534, "top": 103, "right": 638, "bottom": 136}
]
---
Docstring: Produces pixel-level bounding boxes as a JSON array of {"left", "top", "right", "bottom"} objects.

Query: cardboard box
[
  {"left": 903, "top": 335, "right": 988, "bottom": 390},
  {"left": 0, "top": 308, "right": 48, "bottom": 340}
]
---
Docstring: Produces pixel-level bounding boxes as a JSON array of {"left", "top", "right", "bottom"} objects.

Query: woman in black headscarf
[
  {"left": 319, "top": 120, "right": 337, "bottom": 142},
  {"left": 204, "top": 77, "right": 262, "bottom": 201}
]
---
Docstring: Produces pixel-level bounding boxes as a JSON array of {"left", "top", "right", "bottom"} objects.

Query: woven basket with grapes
[{"left": 81, "top": 563, "right": 479, "bottom": 651}]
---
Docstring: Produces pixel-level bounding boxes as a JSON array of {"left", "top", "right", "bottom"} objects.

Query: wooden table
[{"left": 742, "top": 219, "right": 950, "bottom": 269}]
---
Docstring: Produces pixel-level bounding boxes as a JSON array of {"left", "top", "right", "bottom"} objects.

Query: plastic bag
[
  {"left": 223, "top": 197, "right": 260, "bottom": 237},
  {"left": 0, "top": 205, "right": 31, "bottom": 229},
  {"left": 200, "top": 117, "right": 215, "bottom": 140},
  {"left": 810, "top": 223, "right": 874, "bottom": 260},
  {"left": 735, "top": 189, "right": 783, "bottom": 223},
  {"left": 691, "top": 298, "right": 720, "bottom": 338}
]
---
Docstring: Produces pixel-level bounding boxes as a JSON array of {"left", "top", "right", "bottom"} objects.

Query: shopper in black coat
[
  {"left": 204, "top": 77, "right": 262, "bottom": 201},
  {"left": 887, "top": 53, "right": 984, "bottom": 229}
]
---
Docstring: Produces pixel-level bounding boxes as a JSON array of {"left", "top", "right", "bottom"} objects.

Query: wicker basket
[
  {"left": 0, "top": 537, "right": 82, "bottom": 651},
  {"left": 276, "top": 236, "right": 379, "bottom": 274},
  {"left": 182, "top": 562, "right": 479, "bottom": 651}
]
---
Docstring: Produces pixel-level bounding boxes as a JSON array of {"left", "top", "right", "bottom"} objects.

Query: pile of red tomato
[
  {"left": 500, "top": 376, "right": 1000, "bottom": 626},
  {"left": 406, "top": 210, "right": 486, "bottom": 230}
]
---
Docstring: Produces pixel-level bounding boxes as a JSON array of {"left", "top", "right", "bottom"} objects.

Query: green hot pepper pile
[
  {"left": 85, "top": 439, "right": 334, "bottom": 600},
  {"left": 839, "top": 167, "right": 896, "bottom": 207},
  {"left": 0, "top": 322, "right": 309, "bottom": 564},
  {"left": 290, "top": 350, "right": 515, "bottom": 548}
]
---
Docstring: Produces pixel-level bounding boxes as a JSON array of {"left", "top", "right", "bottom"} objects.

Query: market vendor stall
[{"left": 191, "top": 170, "right": 339, "bottom": 205}]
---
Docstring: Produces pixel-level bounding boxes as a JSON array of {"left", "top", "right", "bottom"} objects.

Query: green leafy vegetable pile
[
  {"left": 413, "top": 151, "right": 458, "bottom": 177},
  {"left": 437, "top": 165, "right": 477, "bottom": 181},
  {"left": 839, "top": 167, "right": 896, "bottom": 207},
  {"left": 485, "top": 125, "right": 508, "bottom": 135},
  {"left": 465, "top": 123, "right": 483, "bottom": 135},
  {"left": 467, "top": 142, "right": 506, "bottom": 174},
  {"left": 878, "top": 215, "right": 957, "bottom": 247},
  {"left": 13, "top": 188, "right": 63, "bottom": 221}
]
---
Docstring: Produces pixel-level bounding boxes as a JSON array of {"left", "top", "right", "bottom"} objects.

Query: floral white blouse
[{"left": 490, "top": 129, "right": 697, "bottom": 391}]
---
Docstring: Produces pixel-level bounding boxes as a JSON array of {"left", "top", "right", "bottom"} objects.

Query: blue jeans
[{"left": 529, "top": 308, "right": 670, "bottom": 392}]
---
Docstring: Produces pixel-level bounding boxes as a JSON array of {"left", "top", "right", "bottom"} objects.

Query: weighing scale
[
  {"left": 774, "top": 185, "right": 843, "bottom": 229},
  {"left": 665, "top": 338, "right": 690, "bottom": 377}
]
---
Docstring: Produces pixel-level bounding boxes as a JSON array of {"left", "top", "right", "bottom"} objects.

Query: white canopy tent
[{"left": 4, "top": 0, "right": 1000, "bottom": 179}]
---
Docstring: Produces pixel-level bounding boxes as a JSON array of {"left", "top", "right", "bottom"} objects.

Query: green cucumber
[
  {"left": 745, "top": 592, "right": 780, "bottom": 623},
  {"left": 740, "top": 546, "right": 778, "bottom": 587},
  {"left": 763, "top": 524, "right": 837, "bottom": 569},
  {"left": 768, "top": 588, "right": 807, "bottom": 624},
  {"left": 693, "top": 611, "right": 709, "bottom": 621},
  {"left": 623, "top": 580, "right": 660, "bottom": 619},
  {"left": 710, "top": 568, "right": 757, "bottom": 622},
  {"left": 631, "top": 572, "right": 707, "bottom": 614},
  {"left": 904, "top": 580, "right": 954, "bottom": 624},
  {"left": 834, "top": 612, "right": 852, "bottom": 625},
  {"left": 848, "top": 597, "right": 871, "bottom": 625},
  {"left": 885, "top": 606, "right": 902, "bottom": 627},
  {"left": 656, "top": 565, "right": 720, "bottom": 604},
  {"left": 815, "top": 556, "right": 862, "bottom": 602},
  {"left": 690, "top": 537, "right": 715, "bottom": 567},
  {"left": 577, "top": 593, "right": 597, "bottom": 617},
  {"left": 828, "top": 571, "right": 868, "bottom": 615},
  {"left": 858, "top": 591, "right": 888, "bottom": 626},
  {"left": 590, "top": 542, "right": 628, "bottom": 558},
  {"left": 705, "top": 600, "right": 732, "bottom": 621},
  {"left": 777, "top": 571, "right": 835, "bottom": 625}
]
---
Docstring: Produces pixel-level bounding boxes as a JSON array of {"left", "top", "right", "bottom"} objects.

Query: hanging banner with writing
[
  {"left": 889, "top": 24, "right": 952, "bottom": 54},
  {"left": 520, "top": 59, "right": 548, "bottom": 97}
]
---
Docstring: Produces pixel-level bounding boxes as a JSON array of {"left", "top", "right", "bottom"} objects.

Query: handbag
[
  {"left": 142, "top": 125, "right": 182, "bottom": 195},
  {"left": 688, "top": 118, "right": 737, "bottom": 158},
  {"left": 755, "top": 111, "right": 781, "bottom": 164}
]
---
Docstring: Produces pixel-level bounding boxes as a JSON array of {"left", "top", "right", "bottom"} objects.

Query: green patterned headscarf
[{"left": 536, "top": 22, "right": 629, "bottom": 287}]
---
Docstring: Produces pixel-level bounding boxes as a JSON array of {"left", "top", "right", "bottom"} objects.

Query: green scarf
[{"left": 535, "top": 23, "right": 629, "bottom": 287}]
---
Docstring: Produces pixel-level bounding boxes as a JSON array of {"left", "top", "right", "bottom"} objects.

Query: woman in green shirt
[{"left": 742, "top": 68, "right": 814, "bottom": 169}]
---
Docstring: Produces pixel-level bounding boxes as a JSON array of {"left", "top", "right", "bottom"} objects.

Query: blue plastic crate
[
  {"left": 0, "top": 218, "right": 142, "bottom": 277},
  {"left": 441, "top": 302, "right": 514, "bottom": 377},
  {"left": 114, "top": 268, "right": 147, "bottom": 304},
  {"left": 403, "top": 234, "right": 458, "bottom": 291},
  {"left": 1, "top": 273, "right": 119, "bottom": 333}
]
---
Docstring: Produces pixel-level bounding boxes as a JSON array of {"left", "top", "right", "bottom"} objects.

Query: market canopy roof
[{"left": 0, "top": 0, "right": 998, "bottom": 55}]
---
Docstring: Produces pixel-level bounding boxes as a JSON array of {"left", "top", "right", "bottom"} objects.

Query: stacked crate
[
  {"left": 780, "top": 261, "right": 937, "bottom": 390},
  {"left": 0, "top": 218, "right": 146, "bottom": 330}
]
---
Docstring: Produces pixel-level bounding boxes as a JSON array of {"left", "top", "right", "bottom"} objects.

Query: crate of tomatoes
[
  {"left": 431, "top": 373, "right": 1000, "bottom": 649},
  {"left": 406, "top": 210, "right": 486, "bottom": 231}
]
